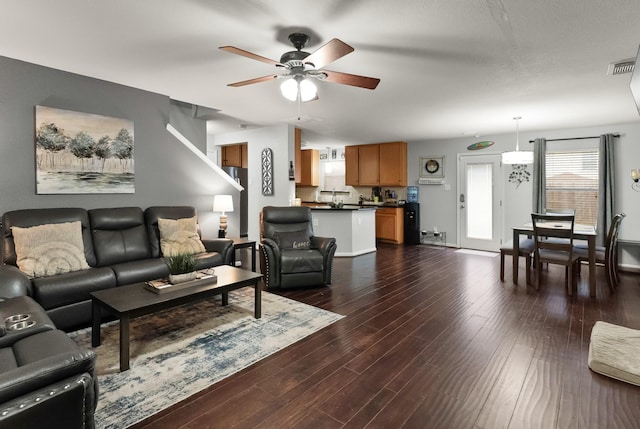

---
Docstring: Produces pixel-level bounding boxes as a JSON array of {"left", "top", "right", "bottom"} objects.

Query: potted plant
[{"left": 166, "top": 252, "right": 197, "bottom": 284}]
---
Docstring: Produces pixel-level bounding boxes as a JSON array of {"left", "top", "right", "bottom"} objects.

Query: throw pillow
[
  {"left": 158, "top": 216, "right": 206, "bottom": 256},
  {"left": 11, "top": 221, "right": 90, "bottom": 278},
  {"left": 274, "top": 230, "right": 311, "bottom": 249}
]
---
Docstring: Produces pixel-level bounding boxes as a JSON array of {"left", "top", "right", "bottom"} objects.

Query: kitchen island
[{"left": 308, "top": 205, "right": 377, "bottom": 257}]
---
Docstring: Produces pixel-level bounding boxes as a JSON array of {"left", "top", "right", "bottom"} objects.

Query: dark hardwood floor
[{"left": 133, "top": 243, "right": 640, "bottom": 429}]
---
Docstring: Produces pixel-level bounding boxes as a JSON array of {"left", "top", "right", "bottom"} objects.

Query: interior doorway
[{"left": 457, "top": 153, "right": 502, "bottom": 251}]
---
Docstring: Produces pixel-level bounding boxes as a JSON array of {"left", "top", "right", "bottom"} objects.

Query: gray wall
[
  {"left": 407, "top": 121, "right": 640, "bottom": 268},
  {"left": 0, "top": 56, "right": 234, "bottom": 239}
]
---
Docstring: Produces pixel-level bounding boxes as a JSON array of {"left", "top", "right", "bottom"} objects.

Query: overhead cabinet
[
  {"left": 221, "top": 143, "right": 248, "bottom": 168},
  {"left": 345, "top": 141, "right": 407, "bottom": 186},
  {"left": 298, "top": 149, "right": 319, "bottom": 186}
]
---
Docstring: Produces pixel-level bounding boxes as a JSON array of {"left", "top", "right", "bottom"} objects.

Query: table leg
[
  {"left": 120, "top": 313, "right": 130, "bottom": 372},
  {"left": 91, "top": 299, "right": 101, "bottom": 347},
  {"left": 512, "top": 229, "right": 520, "bottom": 284},
  {"left": 254, "top": 282, "right": 261, "bottom": 319},
  {"left": 222, "top": 292, "right": 229, "bottom": 306},
  {"left": 588, "top": 235, "right": 596, "bottom": 298},
  {"left": 251, "top": 243, "right": 256, "bottom": 272}
]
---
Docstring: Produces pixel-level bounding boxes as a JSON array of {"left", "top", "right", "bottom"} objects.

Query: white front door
[{"left": 458, "top": 154, "right": 502, "bottom": 251}]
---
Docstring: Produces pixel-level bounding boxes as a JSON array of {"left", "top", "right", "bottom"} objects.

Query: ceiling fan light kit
[
  {"left": 502, "top": 116, "right": 534, "bottom": 164},
  {"left": 220, "top": 32, "right": 380, "bottom": 102},
  {"left": 280, "top": 76, "right": 317, "bottom": 102}
]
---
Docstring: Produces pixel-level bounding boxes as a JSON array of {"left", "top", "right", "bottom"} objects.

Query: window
[{"left": 545, "top": 149, "right": 599, "bottom": 225}]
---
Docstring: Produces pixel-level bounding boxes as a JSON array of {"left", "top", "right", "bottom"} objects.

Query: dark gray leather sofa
[
  {"left": 0, "top": 295, "right": 98, "bottom": 429},
  {"left": 260, "top": 206, "right": 337, "bottom": 289},
  {"left": 0, "top": 206, "right": 233, "bottom": 331}
]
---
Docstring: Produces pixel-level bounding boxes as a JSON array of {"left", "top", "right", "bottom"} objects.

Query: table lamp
[{"left": 213, "top": 195, "right": 234, "bottom": 238}]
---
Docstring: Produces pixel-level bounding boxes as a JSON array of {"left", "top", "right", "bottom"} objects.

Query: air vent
[{"left": 607, "top": 59, "right": 635, "bottom": 76}]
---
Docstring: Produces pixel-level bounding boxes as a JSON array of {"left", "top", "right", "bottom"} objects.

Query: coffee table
[{"left": 90, "top": 265, "right": 263, "bottom": 371}]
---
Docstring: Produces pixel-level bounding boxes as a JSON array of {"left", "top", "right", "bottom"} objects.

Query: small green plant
[{"left": 166, "top": 253, "right": 196, "bottom": 275}]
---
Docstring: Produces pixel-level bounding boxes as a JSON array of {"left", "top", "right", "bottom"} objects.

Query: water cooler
[{"left": 404, "top": 202, "right": 420, "bottom": 245}]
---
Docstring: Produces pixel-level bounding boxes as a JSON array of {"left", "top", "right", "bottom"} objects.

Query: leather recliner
[
  {"left": 259, "top": 206, "right": 337, "bottom": 289},
  {"left": 0, "top": 296, "right": 98, "bottom": 429}
]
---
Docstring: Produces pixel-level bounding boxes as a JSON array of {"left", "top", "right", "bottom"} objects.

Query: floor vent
[{"left": 607, "top": 59, "right": 635, "bottom": 75}]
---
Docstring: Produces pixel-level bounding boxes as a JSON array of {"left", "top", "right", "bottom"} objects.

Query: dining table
[{"left": 512, "top": 222, "right": 598, "bottom": 297}]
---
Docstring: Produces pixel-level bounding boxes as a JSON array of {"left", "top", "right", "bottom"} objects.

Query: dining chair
[
  {"left": 531, "top": 213, "right": 580, "bottom": 295},
  {"left": 500, "top": 237, "right": 535, "bottom": 284},
  {"left": 574, "top": 212, "right": 626, "bottom": 292}
]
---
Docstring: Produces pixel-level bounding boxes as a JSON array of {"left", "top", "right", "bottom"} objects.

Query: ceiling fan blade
[
  {"left": 227, "top": 74, "right": 278, "bottom": 87},
  {"left": 322, "top": 70, "right": 380, "bottom": 90},
  {"left": 219, "top": 46, "right": 283, "bottom": 66},
  {"left": 304, "top": 38, "right": 354, "bottom": 69}
]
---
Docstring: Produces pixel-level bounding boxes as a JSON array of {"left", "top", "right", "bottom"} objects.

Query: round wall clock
[{"left": 425, "top": 159, "right": 440, "bottom": 174}]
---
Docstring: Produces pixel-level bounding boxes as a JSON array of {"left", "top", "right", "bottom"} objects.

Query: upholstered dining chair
[
  {"left": 500, "top": 237, "right": 535, "bottom": 284},
  {"left": 259, "top": 206, "right": 337, "bottom": 290},
  {"left": 531, "top": 213, "right": 580, "bottom": 295},
  {"left": 574, "top": 212, "right": 626, "bottom": 293}
]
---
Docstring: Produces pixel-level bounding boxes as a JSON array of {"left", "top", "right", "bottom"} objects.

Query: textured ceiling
[{"left": 1, "top": 0, "right": 639, "bottom": 147}]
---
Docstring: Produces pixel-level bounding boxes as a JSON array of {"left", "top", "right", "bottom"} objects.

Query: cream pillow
[
  {"left": 158, "top": 216, "right": 206, "bottom": 256},
  {"left": 11, "top": 221, "right": 90, "bottom": 278}
]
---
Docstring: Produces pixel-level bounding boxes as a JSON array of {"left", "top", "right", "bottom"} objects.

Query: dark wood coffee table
[{"left": 90, "top": 265, "right": 263, "bottom": 371}]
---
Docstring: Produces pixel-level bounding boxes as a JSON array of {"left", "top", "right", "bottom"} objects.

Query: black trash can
[{"left": 404, "top": 202, "right": 420, "bottom": 245}]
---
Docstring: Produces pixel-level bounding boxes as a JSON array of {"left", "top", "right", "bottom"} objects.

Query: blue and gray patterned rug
[{"left": 68, "top": 287, "right": 344, "bottom": 429}]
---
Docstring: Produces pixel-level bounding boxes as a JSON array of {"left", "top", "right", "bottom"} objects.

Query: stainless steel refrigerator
[{"left": 222, "top": 166, "right": 248, "bottom": 237}]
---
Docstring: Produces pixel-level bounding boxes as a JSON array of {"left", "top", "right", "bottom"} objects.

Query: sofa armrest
[
  {"left": 310, "top": 236, "right": 336, "bottom": 255},
  {"left": 0, "top": 373, "right": 97, "bottom": 429},
  {"left": 0, "top": 265, "right": 32, "bottom": 298},
  {"left": 201, "top": 238, "right": 234, "bottom": 265},
  {"left": 259, "top": 238, "right": 282, "bottom": 289},
  {"left": 0, "top": 341, "right": 96, "bottom": 404}
]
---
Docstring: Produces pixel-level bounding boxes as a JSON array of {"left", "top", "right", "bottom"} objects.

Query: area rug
[
  {"left": 455, "top": 248, "right": 499, "bottom": 257},
  {"left": 68, "top": 287, "right": 344, "bottom": 429}
]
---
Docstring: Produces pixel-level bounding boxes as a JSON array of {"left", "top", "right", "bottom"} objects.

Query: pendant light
[{"left": 502, "top": 116, "right": 533, "bottom": 164}]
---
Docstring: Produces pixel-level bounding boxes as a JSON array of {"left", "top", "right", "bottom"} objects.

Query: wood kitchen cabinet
[
  {"left": 379, "top": 142, "right": 407, "bottom": 186},
  {"left": 345, "top": 144, "right": 379, "bottom": 186},
  {"left": 345, "top": 145, "right": 359, "bottom": 185},
  {"left": 294, "top": 127, "right": 302, "bottom": 183},
  {"left": 344, "top": 141, "right": 407, "bottom": 186},
  {"left": 375, "top": 207, "right": 404, "bottom": 244},
  {"left": 221, "top": 144, "right": 247, "bottom": 167},
  {"left": 299, "top": 149, "right": 319, "bottom": 186}
]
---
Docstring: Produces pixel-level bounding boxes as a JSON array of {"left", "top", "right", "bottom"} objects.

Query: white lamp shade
[
  {"left": 280, "top": 77, "right": 317, "bottom": 102},
  {"left": 298, "top": 79, "right": 317, "bottom": 102},
  {"left": 213, "top": 195, "right": 234, "bottom": 213},
  {"left": 502, "top": 150, "right": 534, "bottom": 164},
  {"left": 280, "top": 78, "right": 298, "bottom": 101}
]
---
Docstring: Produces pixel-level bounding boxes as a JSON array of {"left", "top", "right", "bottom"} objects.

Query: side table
[{"left": 229, "top": 237, "right": 257, "bottom": 272}]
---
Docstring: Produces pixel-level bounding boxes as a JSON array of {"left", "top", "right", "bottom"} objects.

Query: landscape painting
[{"left": 35, "top": 106, "right": 135, "bottom": 194}]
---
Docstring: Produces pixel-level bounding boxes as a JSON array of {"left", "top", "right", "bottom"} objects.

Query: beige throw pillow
[
  {"left": 158, "top": 216, "right": 206, "bottom": 256},
  {"left": 11, "top": 221, "right": 90, "bottom": 278}
]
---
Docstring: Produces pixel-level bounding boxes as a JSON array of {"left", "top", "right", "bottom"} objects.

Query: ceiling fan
[{"left": 219, "top": 33, "right": 380, "bottom": 102}]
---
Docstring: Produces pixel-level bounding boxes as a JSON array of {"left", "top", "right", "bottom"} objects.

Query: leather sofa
[
  {"left": 260, "top": 206, "right": 337, "bottom": 289},
  {"left": 0, "top": 295, "right": 98, "bottom": 429},
  {"left": 0, "top": 206, "right": 233, "bottom": 331}
]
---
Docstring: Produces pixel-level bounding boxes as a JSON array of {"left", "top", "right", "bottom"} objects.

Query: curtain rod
[{"left": 528, "top": 134, "right": 620, "bottom": 143}]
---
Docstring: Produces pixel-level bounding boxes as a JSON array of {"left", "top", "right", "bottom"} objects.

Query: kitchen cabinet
[
  {"left": 375, "top": 207, "right": 404, "bottom": 244},
  {"left": 358, "top": 144, "right": 380, "bottom": 185},
  {"left": 299, "top": 149, "right": 319, "bottom": 186},
  {"left": 294, "top": 128, "right": 301, "bottom": 183},
  {"left": 344, "top": 142, "right": 407, "bottom": 186},
  {"left": 221, "top": 144, "right": 247, "bottom": 167},
  {"left": 345, "top": 145, "right": 359, "bottom": 185},
  {"left": 379, "top": 142, "right": 407, "bottom": 186}
]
